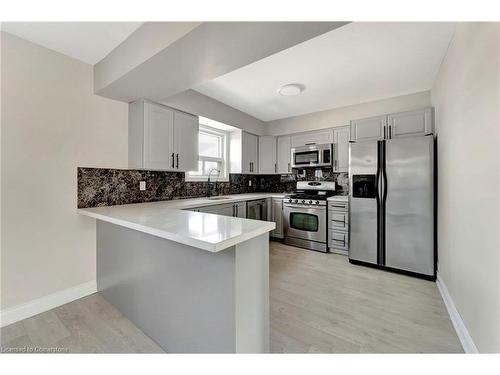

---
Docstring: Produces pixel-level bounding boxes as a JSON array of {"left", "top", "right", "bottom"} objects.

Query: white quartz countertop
[{"left": 78, "top": 193, "right": 285, "bottom": 252}]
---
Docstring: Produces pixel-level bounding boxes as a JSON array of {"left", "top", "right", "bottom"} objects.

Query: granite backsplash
[{"left": 77, "top": 167, "right": 348, "bottom": 208}]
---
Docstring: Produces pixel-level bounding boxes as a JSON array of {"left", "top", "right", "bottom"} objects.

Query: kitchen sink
[{"left": 207, "top": 196, "right": 231, "bottom": 200}]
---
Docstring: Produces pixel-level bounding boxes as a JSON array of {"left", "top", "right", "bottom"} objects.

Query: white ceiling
[
  {"left": 194, "top": 22, "right": 456, "bottom": 122},
  {"left": 1, "top": 22, "right": 143, "bottom": 64}
]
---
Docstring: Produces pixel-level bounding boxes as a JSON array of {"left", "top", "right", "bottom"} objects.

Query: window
[{"left": 186, "top": 125, "right": 229, "bottom": 181}]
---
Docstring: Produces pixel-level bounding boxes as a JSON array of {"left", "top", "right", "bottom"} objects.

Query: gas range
[
  {"left": 283, "top": 181, "right": 336, "bottom": 253},
  {"left": 284, "top": 181, "right": 336, "bottom": 207}
]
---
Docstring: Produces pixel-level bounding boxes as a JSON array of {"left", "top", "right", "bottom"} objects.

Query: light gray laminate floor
[
  {"left": 1, "top": 242, "right": 463, "bottom": 353},
  {"left": 270, "top": 242, "right": 462, "bottom": 353}
]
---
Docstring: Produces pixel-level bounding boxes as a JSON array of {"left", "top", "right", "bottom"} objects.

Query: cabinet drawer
[
  {"left": 328, "top": 201, "right": 348, "bottom": 211},
  {"left": 328, "top": 211, "right": 349, "bottom": 230},
  {"left": 329, "top": 230, "right": 349, "bottom": 251}
]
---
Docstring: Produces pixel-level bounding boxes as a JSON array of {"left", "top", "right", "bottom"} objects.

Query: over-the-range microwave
[{"left": 291, "top": 143, "right": 333, "bottom": 168}]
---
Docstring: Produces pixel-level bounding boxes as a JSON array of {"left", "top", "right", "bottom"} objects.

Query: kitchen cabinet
[
  {"left": 350, "top": 115, "right": 387, "bottom": 142},
  {"left": 333, "top": 126, "right": 350, "bottom": 172},
  {"left": 350, "top": 108, "right": 434, "bottom": 142},
  {"left": 276, "top": 136, "right": 292, "bottom": 174},
  {"left": 270, "top": 198, "right": 284, "bottom": 239},
  {"left": 173, "top": 111, "right": 199, "bottom": 171},
  {"left": 258, "top": 136, "right": 277, "bottom": 174},
  {"left": 291, "top": 129, "right": 334, "bottom": 148},
  {"left": 129, "top": 99, "right": 199, "bottom": 171},
  {"left": 233, "top": 201, "right": 246, "bottom": 218},
  {"left": 191, "top": 201, "right": 247, "bottom": 218},
  {"left": 230, "top": 130, "right": 258, "bottom": 174},
  {"left": 387, "top": 108, "right": 433, "bottom": 138},
  {"left": 328, "top": 199, "right": 349, "bottom": 255},
  {"left": 197, "top": 203, "right": 234, "bottom": 216}
]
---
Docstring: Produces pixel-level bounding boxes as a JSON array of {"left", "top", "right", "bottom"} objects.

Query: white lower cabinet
[
  {"left": 197, "top": 203, "right": 234, "bottom": 216},
  {"left": 191, "top": 201, "right": 247, "bottom": 218},
  {"left": 234, "top": 202, "right": 247, "bottom": 218},
  {"left": 271, "top": 198, "right": 284, "bottom": 239},
  {"left": 328, "top": 200, "right": 349, "bottom": 255}
]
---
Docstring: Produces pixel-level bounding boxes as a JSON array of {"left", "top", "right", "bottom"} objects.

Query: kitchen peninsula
[{"left": 78, "top": 195, "right": 277, "bottom": 353}]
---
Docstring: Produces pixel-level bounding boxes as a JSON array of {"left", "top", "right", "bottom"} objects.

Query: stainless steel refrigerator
[{"left": 348, "top": 135, "right": 435, "bottom": 279}]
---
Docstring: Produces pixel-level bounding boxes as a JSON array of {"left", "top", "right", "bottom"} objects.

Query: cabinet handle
[
  {"left": 275, "top": 163, "right": 277, "bottom": 173},
  {"left": 176, "top": 154, "right": 179, "bottom": 169},
  {"left": 233, "top": 204, "right": 236, "bottom": 216},
  {"left": 305, "top": 142, "right": 316, "bottom": 145},
  {"left": 288, "top": 162, "right": 291, "bottom": 172},
  {"left": 171, "top": 153, "right": 175, "bottom": 168},
  {"left": 235, "top": 205, "right": 238, "bottom": 217},
  {"left": 389, "top": 126, "right": 392, "bottom": 139},
  {"left": 383, "top": 126, "right": 386, "bottom": 139}
]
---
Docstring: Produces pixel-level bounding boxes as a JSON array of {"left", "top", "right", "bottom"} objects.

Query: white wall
[
  {"left": 264, "top": 91, "right": 431, "bottom": 135},
  {"left": 431, "top": 23, "right": 500, "bottom": 352},
  {"left": 1, "top": 32, "right": 128, "bottom": 309},
  {"left": 94, "top": 22, "right": 201, "bottom": 93}
]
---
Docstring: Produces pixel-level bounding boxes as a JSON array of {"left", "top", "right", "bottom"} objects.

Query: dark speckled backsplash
[{"left": 77, "top": 167, "right": 348, "bottom": 208}]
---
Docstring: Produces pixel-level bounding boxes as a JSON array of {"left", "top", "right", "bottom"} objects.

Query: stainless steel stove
[{"left": 283, "top": 181, "right": 335, "bottom": 252}]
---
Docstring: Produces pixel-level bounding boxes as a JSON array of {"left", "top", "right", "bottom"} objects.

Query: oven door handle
[{"left": 283, "top": 204, "right": 326, "bottom": 211}]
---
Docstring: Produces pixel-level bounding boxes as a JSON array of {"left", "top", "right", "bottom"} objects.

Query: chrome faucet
[{"left": 207, "top": 168, "right": 221, "bottom": 197}]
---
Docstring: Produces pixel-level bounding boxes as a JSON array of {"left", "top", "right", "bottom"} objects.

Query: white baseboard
[
  {"left": 436, "top": 274, "right": 479, "bottom": 353},
  {"left": 0, "top": 281, "right": 97, "bottom": 328}
]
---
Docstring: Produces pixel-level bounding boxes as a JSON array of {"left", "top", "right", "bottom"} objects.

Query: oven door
[{"left": 283, "top": 204, "right": 326, "bottom": 243}]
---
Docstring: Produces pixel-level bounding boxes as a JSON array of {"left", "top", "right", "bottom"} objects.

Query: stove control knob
[
  {"left": 315, "top": 201, "right": 320, "bottom": 205},
  {"left": 294, "top": 199, "right": 299, "bottom": 204},
  {"left": 301, "top": 200, "right": 305, "bottom": 204},
  {"left": 309, "top": 200, "right": 313, "bottom": 204},
  {"left": 288, "top": 199, "right": 292, "bottom": 203}
]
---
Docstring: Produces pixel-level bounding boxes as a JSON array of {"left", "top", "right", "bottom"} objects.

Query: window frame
[{"left": 186, "top": 124, "right": 230, "bottom": 182}]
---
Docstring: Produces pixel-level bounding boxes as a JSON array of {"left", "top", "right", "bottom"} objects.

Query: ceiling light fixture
[{"left": 277, "top": 83, "right": 305, "bottom": 96}]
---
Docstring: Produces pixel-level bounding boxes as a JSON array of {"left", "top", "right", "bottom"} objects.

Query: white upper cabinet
[
  {"left": 350, "top": 115, "right": 387, "bottom": 142},
  {"left": 230, "top": 130, "right": 259, "bottom": 174},
  {"left": 128, "top": 100, "right": 199, "bottom": 171},
  {"left": 242, "top": 132, "right": 258, "bottom": 174},
  {"left": 350, "top": 108, "right": 434, "bottom": 142},
  {"left": 387, "top": 108, "right": 433, "bottom": 138},
  {"left": 258, "top": 136, "right": 277, "bottom": 174},
  {"left": 291, "top": 129, "right": 334, "bottom": 147},
  {"left": 173, "top": 111, "right": 199, "bottom": 171},
  {"left": 276, "top": 135, "right": 292, "bottom": 174},
  {"left": 333, "top": 126, "right": 350, "bottom": 172}
]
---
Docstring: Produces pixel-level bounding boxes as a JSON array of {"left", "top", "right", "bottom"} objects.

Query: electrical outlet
[
  {"left": 248, "top": 180, "right": 252, "bottom": 187},
  {"left": 139, "top": 181, "right": 146, "bottom": 191}
]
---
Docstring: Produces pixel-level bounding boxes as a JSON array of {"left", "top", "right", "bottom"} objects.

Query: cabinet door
[
  {"left": 241, "top": 132, "right": 258, "bottom": 174},
  {"left": 271, "top": 198, "right": 283, "bottom": 238},
  {"left": 234, "top": 202, "right": 247, "bottom": 218},
  {"left": 143, "top": 102, "right": 175, "bottom": 169},
  {"left": 174, "top": 111, "right": 199, "bottom": 171},
  {"left": 291, "top": 129, "right": 334, "bottom": 147},
  {"left": 350, "top": 115, "right": 386, "bottom": 142},
  {"left": 333, "top": 126, "right": 350, "bottom": 172},
  {"left": 198, "top": 203, "right": 234, "bottom": 217},
  {"left": 258, "top": 136, "right": 277, "bottom": 174},
  {"left": 387, "top": 108, "right": 433, "bottom": 138},
  {"left": 276, "top": 136, "right": 291, "bottom": 174}
]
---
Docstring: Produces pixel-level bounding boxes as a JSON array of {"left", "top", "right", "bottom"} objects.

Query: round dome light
[{"left": 277, "top": 83, "right": 305, "bottom": 96}]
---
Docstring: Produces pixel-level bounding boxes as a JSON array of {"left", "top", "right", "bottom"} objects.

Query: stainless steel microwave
[{"left": 291, "top": 144, "right": 333, "bottom": 168}]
